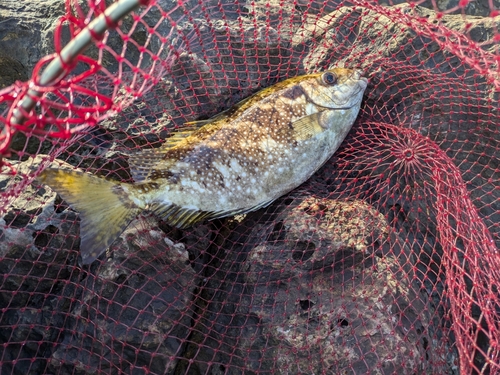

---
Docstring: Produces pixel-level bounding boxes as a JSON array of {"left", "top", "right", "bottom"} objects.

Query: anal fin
[{"left": 150, "top": 197, "right": 276, "bottom": 229}]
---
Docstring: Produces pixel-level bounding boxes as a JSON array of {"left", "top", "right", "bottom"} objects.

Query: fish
[{"left": 38, "top": 68, "right": 368, "bottom": 264}]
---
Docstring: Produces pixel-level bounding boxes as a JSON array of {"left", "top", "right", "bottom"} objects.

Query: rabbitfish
[{"left": 38, "top": 68, "right": 368, "bottom": 264}]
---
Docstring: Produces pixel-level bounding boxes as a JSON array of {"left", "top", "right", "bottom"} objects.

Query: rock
[
  {"left": 0, "top": 0, "right": 66, "bottom": 158},
  {"left": 298, "top": 5, "right": 498, "bottom": 76},
  {"left": 0, "top": 0, "right": 65, "bottom": 89},
  {"left": 0, "top": 156, "right": 81, "bottom": 261},
  {"left": 47, "top": 216, "right": 199, "bottom": 375},
  {"left": 1, "top": 156, "right": 201, "bottom": 375},
  {"left": 0, "top": 156, "right": 83, "bottom": 375},
  {"left": 187, "top": 196, "right": 453, "bottom": 374},
  {"left": 386, "top": 0, "right": 495, "bottom": 16}
]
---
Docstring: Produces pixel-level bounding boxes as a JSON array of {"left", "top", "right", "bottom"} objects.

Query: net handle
[{"left": 9, "top": 0, "right": 150, "bottom": 127}]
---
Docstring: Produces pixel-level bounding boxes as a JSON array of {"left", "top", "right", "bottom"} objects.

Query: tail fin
[{"left": 38, "top": 169, "right": 142, "bottom": 264}]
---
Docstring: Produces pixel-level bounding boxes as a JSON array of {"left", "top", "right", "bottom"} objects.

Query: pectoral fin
[{"left": 291, "top": 112, "right": 326, "bottom": 141}]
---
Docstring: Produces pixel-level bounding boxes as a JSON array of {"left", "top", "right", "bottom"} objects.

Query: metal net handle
[{"left": 9, "top": 0, "right": 148, "bottom": 128}]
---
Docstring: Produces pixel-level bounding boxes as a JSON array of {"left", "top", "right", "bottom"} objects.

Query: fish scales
[
  {"left": 149, "top": 97, "right": 319, "bottom": 209},
  {"left": 38, "top": 68, "right": 368, "bottom": 264}
]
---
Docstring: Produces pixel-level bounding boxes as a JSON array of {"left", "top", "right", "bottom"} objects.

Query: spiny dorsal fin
[
  {"left": 184, "top": 74, "right": 325, "bottom": 131},
  {"left": 182, "top": 101, "right": 246, "bottom": 130},
  {"left": 183, "top": 87, "right": 278, "bottom": 128},
  {"left": 127, "top": 121, "right": 211, "bottom": 182},
  {"left": 291, "top": 112, "right": 326, "bottom": 141},
  {"left": 183, "top": 118, "right": 213, "bottom": 127}
]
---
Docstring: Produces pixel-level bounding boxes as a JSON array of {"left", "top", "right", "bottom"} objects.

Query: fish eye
[{"left": 322, "top": 72, "right": 337, "bottom": 85}]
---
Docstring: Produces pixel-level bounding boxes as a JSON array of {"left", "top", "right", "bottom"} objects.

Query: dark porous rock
[
  {"left": 0, "top": 156, "right": 84, "bottom": 375},
  {"left": 47, "top": 216, "right": 199, "bottom": 375},
  {"left": 191, "top": 196, "right": 452, "bottom": 374},
  {"left": 385, "top": 0, "right": 495, "bottom": 17},
  {"left": 0, "top": 156, "right": 82, "bottom": 262}
]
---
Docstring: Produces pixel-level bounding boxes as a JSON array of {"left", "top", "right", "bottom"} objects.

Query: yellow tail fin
[{"left": 38, "top": 169, "right": 142, "bottom": 264}]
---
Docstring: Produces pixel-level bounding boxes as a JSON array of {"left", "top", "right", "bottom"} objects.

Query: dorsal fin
[
  {"left": 184, "top": 87, "right": 280, "bottom": 128},
  {"left": 127, "top": 121, "right": 208, "bottom": 182},
  {"left": 161, "top": 122, "right": 208, "bottom": 147},
  {"left": 127, "top": 149, "right": 166, "bottom": 182},
  {"left": 183, "top": 98, "right": 250, "bottom": 128},
  {"left": 183, "top": 118, "right": 213, "bottom": 127}
]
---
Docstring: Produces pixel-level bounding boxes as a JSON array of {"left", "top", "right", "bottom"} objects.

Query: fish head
[{"left": 300, "top": 68, "right": 368, "bottom": 109}]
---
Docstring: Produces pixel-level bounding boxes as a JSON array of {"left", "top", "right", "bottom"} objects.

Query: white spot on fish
[{"left": 213, "top": 161, "right": 231, "bottom": 179}]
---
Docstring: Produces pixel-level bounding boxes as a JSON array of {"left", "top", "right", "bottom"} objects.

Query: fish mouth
[{"left": 352, "top": 69, "right": 368, "bottom": 83}]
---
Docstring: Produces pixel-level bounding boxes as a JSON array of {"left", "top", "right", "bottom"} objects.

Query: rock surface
[
  {"left": 180, "top": 195, "right": 452, "bottom": 374},
  {"left": 46, "top": 217, "right": 199, "bottom": 375},
  {"left": 0, "top": 0, "right": 65, "bottom": 89},
  {"left": 0, "top": 156, "right": 200, "bottom": 374}
]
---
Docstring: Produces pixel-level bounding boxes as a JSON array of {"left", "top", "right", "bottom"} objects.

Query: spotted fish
[{"left": 38, "top": 68, "right": 368, "bottom": 264}]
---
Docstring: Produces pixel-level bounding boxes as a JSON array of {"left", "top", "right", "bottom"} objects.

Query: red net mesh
[{"left": 1, "top": 0, "right": 499, "bottom": 374}]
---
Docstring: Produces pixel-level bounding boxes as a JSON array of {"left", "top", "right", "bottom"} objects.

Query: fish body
[{"left": 39, "top": 68, "right": 368, "bottom": 264}]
